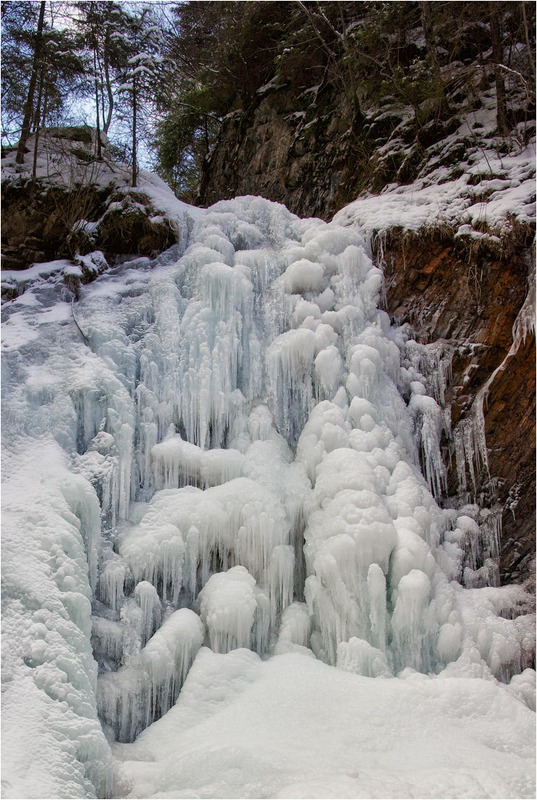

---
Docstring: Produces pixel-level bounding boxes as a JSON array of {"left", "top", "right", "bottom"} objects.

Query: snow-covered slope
[
  {"left": 334, "top": 133, "right": 536, "bottom": 244},
  {"left": 1, "top": 129, "right": 195, "bottom": 219},
  {"left": 114, "top": 648, "right": 535, "bottom": 799},
  {"left": 1, "top": 129, "right": 200, "bottom": 274},
  {"left": 2, "top": 190, "right": 535, "bottom": 798}
]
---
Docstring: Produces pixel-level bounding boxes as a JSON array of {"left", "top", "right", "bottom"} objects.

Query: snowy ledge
[{"left": 333, "top": 135, "right": 536, "bottom": 253}]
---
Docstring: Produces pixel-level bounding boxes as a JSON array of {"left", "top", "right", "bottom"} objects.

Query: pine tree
[
  {"left": 14, "top": 1, "right": 46, "bottom": 164},
  {"left": 114, "top": 6, "right": 165, "bottom": 187},
  {"left": 75, "top": 1, "right": 135, "bottom": 157}
]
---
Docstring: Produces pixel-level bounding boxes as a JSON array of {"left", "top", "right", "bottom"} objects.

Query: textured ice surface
[
  {"left": 2, "top": 440, "right": 113, "bottom": 798},
  {"left": 2, "top": 194, "right": 534, "bottom": 798}
]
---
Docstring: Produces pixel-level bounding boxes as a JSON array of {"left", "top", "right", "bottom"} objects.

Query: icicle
[
  {"left": 408, "top": 383, "right": 448, "bottom": 499},
  {"left": 253, "top": 588, "right": 271, "bottom": 655},
  {"left": 314, "top": 345, "right": 343, "bottom": 399},
  {"left": 151, "top": 434, "right": 244, "bottom": 490},
  {"left": 453, "top": 395, "right": 489, "bottom": 501},
  {"left": 98, "top": 557, "right": 126, "bottom": 611},
  {"left": 511, "top": 265, "right": 535, "bottom": 354},
  {"left": 59, "top": 471, "right": 103, "bottom": 591},
  {"left": 91, "top": 616, "right": 123, "bottom": 668},
  {"left": 120, "top": 599, "right": 143, "bottom": 664},
  {"left": 268, "top": 545, "right": 294, "bottom": 625},
  {"left": 274, "top": 602, "right": 311, "bottom": 655},
  {"left": 266, "top": 327, "right": 317, "bottom": 444},
  {"left": 367, "top": 564, "right": 388, "bottom": 652},
  {"left": 134, "top": 581, "right": 162, "bottom": 646},
  {"left": 97, "top": 608, "right": 204, "bottom": 742},
  {"left": 391, "top": 569, "right": 432, "bottom": 673}
]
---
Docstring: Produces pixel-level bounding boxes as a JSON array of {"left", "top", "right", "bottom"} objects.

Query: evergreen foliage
[
  {"left": 2, "top": 1, "right": 87, "bottom": 160},
  {"left": 1, "top": 0, "right": 169, "bottom": 181},
  {"left": 1, "top": 1, "right": 535, "bottom": 199}
]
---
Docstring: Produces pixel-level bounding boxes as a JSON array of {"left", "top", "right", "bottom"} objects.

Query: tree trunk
[
  {"left": 489, "top": 2, "right": 509, "bottom": 136},
  {"left": 132, "top": 76, "right": 138, "bottom": 187},
  {"left": 103, "top": 27, "right": 114, "bottom": 134},
  {"left": 16, "top": 1, "right": 46, "bottom": 164},
  {"left": 32, "top": 70, "right": 45, "bottom": 182},
  {"left": 521, "top": 1, "right": 536, "bottom": 86},
  {"left": 94, "top": 50, "right": 102, "bottom": 160}
]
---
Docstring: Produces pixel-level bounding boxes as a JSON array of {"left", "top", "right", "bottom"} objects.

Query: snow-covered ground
[
  {"left": 110, "top": 648, "right": 535, "bottom": 800},
  {"left": 1, "top": 130, "right": 196, "bottom": 222},
  {"left": 2, "top": 144, "right": 535, "bottom": 799}
]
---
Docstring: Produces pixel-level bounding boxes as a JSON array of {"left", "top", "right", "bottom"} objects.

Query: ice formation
[{"left": 2, "top": 194, "right": 535, "bottom": 798}]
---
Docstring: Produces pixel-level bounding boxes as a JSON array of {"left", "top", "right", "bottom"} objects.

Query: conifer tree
[
  {"left": 75, "top": 1, "right": 134, "bottom": 157},
  {"left": 115, "top": 6, "right": 165, "bottom": 186},
  {"left": 2, "top": 1, "right": 86, "bottom": 162}
]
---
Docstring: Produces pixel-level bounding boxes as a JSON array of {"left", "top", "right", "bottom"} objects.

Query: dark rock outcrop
[
  {"left": 1, "top": 180, "right": 109, "bottom": 270},
  {"left": 199, "top": 83, "right": 370, "bottom": 220},
  {"left": 1, "top": 180, "right": 177, "bottom": 272},
  {"left": 2, "top": 129, "right": 178, "bottom": 272}
]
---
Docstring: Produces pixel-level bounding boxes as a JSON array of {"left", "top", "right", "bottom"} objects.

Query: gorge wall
[
  {"left": 199, "top": 82, "right": 364, "bottom": 221},
  {"left": 378, "top": 232, "right": 535, "bottom": 585}
]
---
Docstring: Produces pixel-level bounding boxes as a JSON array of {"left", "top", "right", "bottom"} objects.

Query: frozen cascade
[{"left": 2, "top": 195, "right": 535, "bottom": 797}]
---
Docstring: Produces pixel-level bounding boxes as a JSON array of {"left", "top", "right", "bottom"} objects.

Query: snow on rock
[
  {"left": 333, "top": 138, "right": 536, "bottom": 244},
  {"left": 1, "top": 130, "right": 200, "bottom": 229}
]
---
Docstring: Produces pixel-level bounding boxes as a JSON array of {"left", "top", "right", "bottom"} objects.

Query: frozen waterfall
[{"left": 2, "top": 195, "right": 535, "bottom": 799}]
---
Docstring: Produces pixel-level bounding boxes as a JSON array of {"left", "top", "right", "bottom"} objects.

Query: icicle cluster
[{"left": 75, "top": 199, "right": 535, "bottom": 732}]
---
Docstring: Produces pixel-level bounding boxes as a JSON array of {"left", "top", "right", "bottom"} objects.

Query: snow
[
  {"left": 1, "top": 130, "right": 201, "bottom": 240},
  {"left": 2, "top": 439, "right": 113, "bottom": 798},
  {"left": 111, "top": 648, "right": 535, "bottom": 800},
  {"left": 334, "top": 138, "right": 535, "bottom": 242},
  {"left": 2, "top": 165, "right": 535, "bottom": 797}
]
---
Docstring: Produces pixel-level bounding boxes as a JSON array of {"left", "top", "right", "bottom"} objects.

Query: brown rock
[{"left": 379, "top": 231, "right": 535, "bottom": 586}]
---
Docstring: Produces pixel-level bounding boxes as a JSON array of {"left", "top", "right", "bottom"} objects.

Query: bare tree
[{"left": 16, "top": 1, "right": 46, "bottom": 164}]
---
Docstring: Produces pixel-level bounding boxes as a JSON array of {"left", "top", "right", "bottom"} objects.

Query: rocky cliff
[
  {"left": 199, "top": 81, "right": 363, "bottom": 220},
  {"left": 378, "top": 231, "right": 535, "bottom": 585}
]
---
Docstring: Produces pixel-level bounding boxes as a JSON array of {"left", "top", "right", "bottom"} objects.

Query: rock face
[
  {"left": 199, "top": 84, "right": 365, "bottom": 220},
  {"left": 378, "top": 232, "right": 535, "bottom": 585},
  {"left": 1, "top": 180, "right": 177, "bottom": 272},
  {"left": 1, "top": 180, "right": 109, "bottom": 270}
]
